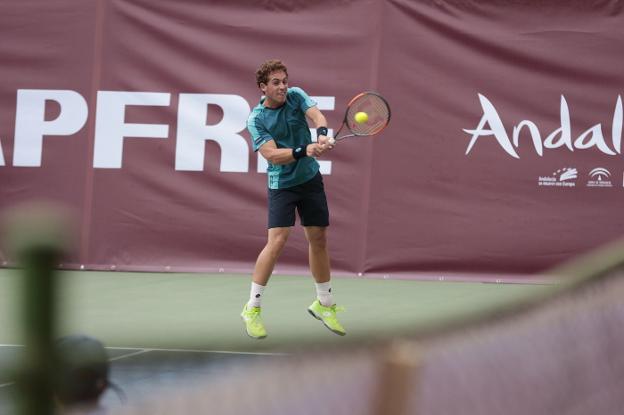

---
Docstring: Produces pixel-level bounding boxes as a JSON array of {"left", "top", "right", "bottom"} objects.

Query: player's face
[{"left": 261, "top": 71, "right": 288, "bottom": 108}]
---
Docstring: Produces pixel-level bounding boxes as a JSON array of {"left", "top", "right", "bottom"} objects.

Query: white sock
[
  {"left": 248, "top": 282, "right": 265, "bottom": 308},
  {"left": 315, "top": 282, "right": 333, "bottom": 307}
]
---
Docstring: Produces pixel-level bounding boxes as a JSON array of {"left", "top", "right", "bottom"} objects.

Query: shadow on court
[{"left": 0, "top": 345, "right": 283, "bottom": 413}]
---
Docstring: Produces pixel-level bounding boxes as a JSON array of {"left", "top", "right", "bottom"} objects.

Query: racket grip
[{"left": 328, "top": 137, "right": 336, "bottom": 146}]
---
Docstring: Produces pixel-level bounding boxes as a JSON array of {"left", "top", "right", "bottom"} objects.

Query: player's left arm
[{"left": 306, "top": 106, "right": 333, "bottom": 149}]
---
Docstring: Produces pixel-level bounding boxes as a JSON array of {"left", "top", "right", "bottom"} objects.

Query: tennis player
[{"left": 241, "top": 59, "right": 346, "bottom": 339}]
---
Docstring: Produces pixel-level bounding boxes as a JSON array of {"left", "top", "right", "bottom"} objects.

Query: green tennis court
[
  {"left": 0, "top": 267, "right": 554, "bottom": 412},
  {"left": 0, "top": 269, "right": 552, "bottom": 351}
]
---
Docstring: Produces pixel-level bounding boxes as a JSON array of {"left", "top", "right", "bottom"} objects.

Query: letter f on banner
[{"left": 94, "top": 91, "right": 171, "bottom": 168}]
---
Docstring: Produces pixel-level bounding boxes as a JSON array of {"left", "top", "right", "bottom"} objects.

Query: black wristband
[
  {"left": 316, "top": 127, "right": 328, "bottom": 137},
  {"left": 292, "top": 144, "right": 308, "bottom": 160}
]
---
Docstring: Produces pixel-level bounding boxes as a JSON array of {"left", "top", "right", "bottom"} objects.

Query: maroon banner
[{"left": 1, "top": 0, "right": 623, "bottom": 279}]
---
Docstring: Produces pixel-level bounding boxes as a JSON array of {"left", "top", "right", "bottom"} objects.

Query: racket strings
[{"left": 346, "top": 94, "right": 390, "bottom": 135}]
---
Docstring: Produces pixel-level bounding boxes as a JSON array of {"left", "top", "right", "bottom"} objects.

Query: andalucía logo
[
  {"left": 538, "top": 167, "right": 577, "bottom": 187},
  {"left": 586, "top": 167, "right": 613, "bottom": 187}
]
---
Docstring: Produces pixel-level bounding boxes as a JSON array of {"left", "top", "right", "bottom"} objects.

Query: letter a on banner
[{"left": 463, "top": 94, "right": 519, "bottom": 159}]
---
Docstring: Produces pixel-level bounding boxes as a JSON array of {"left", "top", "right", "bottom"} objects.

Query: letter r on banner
[
  {"left": 13, "top": 89, "right": 88, "bottom": 166},
  {"left": 175, "top": 94, "right": 250, "bottom": 172}
]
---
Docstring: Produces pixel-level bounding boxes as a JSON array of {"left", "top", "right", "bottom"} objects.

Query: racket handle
[{"left": 328, "top": 137, "right": 336, "bottom": 146}]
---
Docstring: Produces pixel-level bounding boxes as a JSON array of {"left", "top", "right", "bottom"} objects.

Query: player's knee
[
  {"left": 267, "top": 232, "right": 289, "bottom": 251},
  {"left": 307, "top": 231, "right": 327, "bottom": 250}
]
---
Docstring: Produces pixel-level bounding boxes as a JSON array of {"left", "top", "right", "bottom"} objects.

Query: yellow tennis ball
[{"left": 354, "top": 111, "right": 368, "bottom": 123}]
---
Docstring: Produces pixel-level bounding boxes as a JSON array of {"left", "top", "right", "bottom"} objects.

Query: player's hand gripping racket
[{"left": 327, "top": 92, "right": 391, "bottom": 145}]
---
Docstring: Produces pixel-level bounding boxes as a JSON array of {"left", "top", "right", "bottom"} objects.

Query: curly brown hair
[{"left": 255, "top": 59, "right": 288, "bottom": 88}]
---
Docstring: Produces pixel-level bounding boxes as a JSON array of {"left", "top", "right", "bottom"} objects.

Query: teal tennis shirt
[{"left": 247, "top": 87, "right": 320, "bottom": 189}]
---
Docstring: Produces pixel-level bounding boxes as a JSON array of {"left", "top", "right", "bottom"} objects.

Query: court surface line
[
  {"left": 105, "top": 346, "right": 288, "bottom": 356},
  {"left": 0, "top": 344, "right": 286, "bottom": 388},
  {"left": 0, "top": 344, "right": 287, "bottom": 356},
  {"left": 108, "top": 349, "right": 151, "bottom": 361},
  {"left": 0, "top": 344, "right": 18, "bottom": 388}
]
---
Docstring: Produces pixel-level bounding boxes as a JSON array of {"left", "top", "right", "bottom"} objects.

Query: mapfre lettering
[
  {"left": 0, "top": 89, "right": 334, "bottom": 174},
  {"left": 463, "top": 94, "right": 623, "bottom": 158}
]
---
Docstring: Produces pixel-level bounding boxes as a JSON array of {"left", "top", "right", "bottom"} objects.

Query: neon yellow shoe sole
[
  {"left": 241, "top": 304, "right": 267, "bottom": 339},
  {"left": 307, "top": 300, "right": 346, "bottom": 336}
]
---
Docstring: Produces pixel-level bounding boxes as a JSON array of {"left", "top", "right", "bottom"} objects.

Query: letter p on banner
[{"left": 13, "top": 90, "right": 88, "bottom": 167}]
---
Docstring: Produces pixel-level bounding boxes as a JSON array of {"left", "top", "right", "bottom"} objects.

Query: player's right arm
[
  {"left": 259, "top": 140, "right": 326, "bottom": 165},
  {"left": 248, "top": 108, "right": 327, "bottom": 164}
]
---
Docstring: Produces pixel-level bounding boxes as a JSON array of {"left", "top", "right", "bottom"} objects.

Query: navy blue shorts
[{"left": 267, "top": 172, "right": 329, "bottom": 228}]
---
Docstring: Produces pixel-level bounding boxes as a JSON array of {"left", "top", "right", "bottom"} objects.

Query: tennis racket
[{"left": 327, "top": 91, "right": 391, "bottom": 145}]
